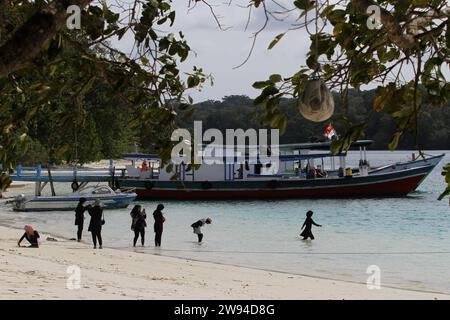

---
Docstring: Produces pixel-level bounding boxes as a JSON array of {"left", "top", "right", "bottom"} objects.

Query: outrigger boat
[
  {"left": 116, "top": 140, "right": 445, "bottom": 199},
  {"left": 12, "top": 185, "right": 137, "bottom": 212}
]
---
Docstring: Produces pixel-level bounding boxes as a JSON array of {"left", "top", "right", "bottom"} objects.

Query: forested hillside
[
  {"left": 180, "top": 91, "right": 450, "bottom": 151},
  {"left": 8, "top": 89, "right": 450, "bottom": 166}
]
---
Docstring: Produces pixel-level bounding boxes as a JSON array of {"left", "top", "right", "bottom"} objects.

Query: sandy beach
[{"left": 0, "top": 224, "right": 449, "bottom": 300}]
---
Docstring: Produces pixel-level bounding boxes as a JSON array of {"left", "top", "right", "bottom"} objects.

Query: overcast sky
[
  {"left": 112, "top": 1, "right": 449, "bottom": 103},
  {"left": 169, "top": 1, "right": 312, "bottom": 102}
]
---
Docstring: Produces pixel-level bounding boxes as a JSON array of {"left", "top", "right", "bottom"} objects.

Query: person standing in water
[
  {"left": 300, "top": 210, "right": 322, "bottom": 240},
  {"left": 191, "top": 218, "right": 212, "bottom": 243},
  {"left": 74, "top": 197, "right": 89, "bottom": 242},
  {"left": 130, "top": 205, "right": 147, "bottom": 247},
  {"left": 153, "top": 204, "right": 165, "bottom": 247},
  {"left": 18, "top": 225, "right": 40, "bottom": 248},
  {"left": 88, "top": 200, "right": 104, "bottom": 249}
]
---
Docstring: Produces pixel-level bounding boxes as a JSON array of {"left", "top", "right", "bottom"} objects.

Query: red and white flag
[{"left": 324, "top": 123, "right": 337, "bottom": 140}]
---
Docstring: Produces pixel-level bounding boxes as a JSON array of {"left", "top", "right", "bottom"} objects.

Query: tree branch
[
  {"left": 0, "top": 0, "right": 92, "bottom": 78},
  {"left": 350, "top": 0, "right": 417, "bottom": 50}
]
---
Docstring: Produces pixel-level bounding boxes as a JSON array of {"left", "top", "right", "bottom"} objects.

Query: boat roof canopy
[
  {"left": 122, "top": 153, "right": 160, "bottom": 161},
  {"left": 280, "top": 140, "right": 374, "bottom": 150},
  {"left": 197, "top": 140, "right": 373, "bottom": 151},
  {"left": 279, "top": 152, "right": 347, "bottom": 162},
  {"left": 122, "top": 140, "right": 373, "bottom": 161}
]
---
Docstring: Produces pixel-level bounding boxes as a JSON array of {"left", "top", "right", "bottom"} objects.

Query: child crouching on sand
[{"left": 18, "top": 225, "right": 40, "bottom": 248}]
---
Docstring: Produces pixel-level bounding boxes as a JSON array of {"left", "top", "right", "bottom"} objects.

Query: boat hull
[
  {"left": 118, "top": 165, "right": 435, "bottom": 200},
  {"left": 13, "top": 194, "right": 137, "bottom": 212}
]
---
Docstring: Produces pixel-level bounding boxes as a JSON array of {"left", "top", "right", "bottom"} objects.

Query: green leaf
[
  {"left": 116, "top": 27, "right": 127, "bottom": 40},
  {"left": 268, "top": 33, "right": 285, "bottom": 50},
  {"left": 388, "top": 132, "right": 402, "bottom": 151},
  {"left": 261, "top": 85, "right": 279, "bottom": 96},
  {"left": 269, "top": 74, "right": 283, "bottom": 83},
  {"left": 294, "top": 0, "right": 315, "bottom": 11},
  {"left": 140, "top": 57, "right": 149, "bottom": 66},
  {"left": 411, "top": 0, "right": 428, "bottom": 8},
  {"left": 252, "top": 81, "right": 270, "bottom": 89},
  {"left": 326, "top": 9, "right": 346, "bottom": 26}
]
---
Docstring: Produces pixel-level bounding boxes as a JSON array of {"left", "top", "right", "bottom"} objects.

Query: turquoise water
[{"left": 1, "top": 151, "right": 449, "bottom": 293}]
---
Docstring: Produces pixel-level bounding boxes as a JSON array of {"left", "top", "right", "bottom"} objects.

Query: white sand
[{"left": 0, "top": 225, "right": 449, "bottom": 300}]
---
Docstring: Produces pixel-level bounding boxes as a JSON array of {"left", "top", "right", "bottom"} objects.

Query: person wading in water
[
  {"left": 191, "top": 218, "right": 212, "bottom": 243},
  {"left": 153, "top": 204, "right": 165, "bottom": 247},
  {"left": 300, "top": 210, "right": 322, "bottom": 240},
  {"left": 130, "top": 205, "right": 147, "bottom": 247}
]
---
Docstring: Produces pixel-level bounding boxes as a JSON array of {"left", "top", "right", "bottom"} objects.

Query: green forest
[{"left": 182, "top": 92, "right": 450, "bottom": 151}]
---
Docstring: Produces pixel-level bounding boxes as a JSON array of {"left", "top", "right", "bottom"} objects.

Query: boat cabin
[{"left": 121, "top": 140, "right": 373, "bottom": 182}]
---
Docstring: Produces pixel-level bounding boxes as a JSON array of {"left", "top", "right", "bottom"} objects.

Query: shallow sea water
[{"left": 1, "top": 150, "right": 449, "bottom": 293}]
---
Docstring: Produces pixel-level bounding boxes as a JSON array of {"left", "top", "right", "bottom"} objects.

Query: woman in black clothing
[
  {"left": 88, "top": 200, "right": 104, "bottom": 249},
  {"left": 153, "top": 204, "right": 165, "bottom": 247},
  {"left": 300, "top": 210, "right": 322, "bottom": 240},
  {"left": 74, "top": 197, "right": 89, "bottom": 242},
  {"left": 18, "top": 225, "right": 40, "bottom": 248},
  {"left": 130, "top": 205, "right": 147, "bottom": 247}
]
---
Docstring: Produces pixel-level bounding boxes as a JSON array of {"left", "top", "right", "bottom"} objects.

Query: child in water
[
  {"left": 191, "top": 218, "right": 212, "bottom": 243},
  {"left": 300, "top": 211, "right": 322, "bottom": 240}
]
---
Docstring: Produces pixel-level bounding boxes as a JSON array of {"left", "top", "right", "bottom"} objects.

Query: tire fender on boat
[
  {"left": 201, "top": 181, "right": 212, "bottom": 190},
  {"left": 71, "top": 181, "right": 79, "bottom": 191},
  {"left": 268, "top": 180, "right": 278, "bottom": 189},
  {"left": 144, "top": 181, "right": 154, "bottom": 190}
]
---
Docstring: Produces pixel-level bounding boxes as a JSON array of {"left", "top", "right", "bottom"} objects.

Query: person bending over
[{"left": 191, "top": 218, "right": 212, "bottom": 243}]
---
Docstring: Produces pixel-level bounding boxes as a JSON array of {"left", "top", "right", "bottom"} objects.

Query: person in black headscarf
[
  {"left": 88, "top": 200, "right": 104, "bottom": 249},
  {"left": 300, "top": 210, "right": 322, "bottom": 240},
  {"left": 74, "top": 197, "right": 89, "bottom": 242},
  {"left": 153, "top": 204, "right": 165, "bottom": 247},
  {"left": 130, "top": 205, "right": 147, "bottom": 247}
]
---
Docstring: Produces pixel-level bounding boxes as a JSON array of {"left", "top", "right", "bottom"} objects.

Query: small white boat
[{"left": 12, "top": 185, "right": 137, "bottom": 212}]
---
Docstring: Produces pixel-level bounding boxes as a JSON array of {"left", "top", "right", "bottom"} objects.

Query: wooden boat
[{"left": 116, "top": 141, "right": 444, "bottom": 199}]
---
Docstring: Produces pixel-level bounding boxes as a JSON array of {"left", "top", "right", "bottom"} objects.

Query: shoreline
[{"left": 1, "top": 224, "right": 449, "bottom": 299}]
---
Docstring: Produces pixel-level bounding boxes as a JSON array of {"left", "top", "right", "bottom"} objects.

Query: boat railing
[{"left": 11, "top": 164, "right": 125, "bottom": 183}]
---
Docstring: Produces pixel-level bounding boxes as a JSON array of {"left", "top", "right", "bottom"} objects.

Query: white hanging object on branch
[
  {"left": 298, "top": 0, "right": 334, "bottom": 122},
  {"left": 298, "top": 78, "right": 334, "bottom": 122}
]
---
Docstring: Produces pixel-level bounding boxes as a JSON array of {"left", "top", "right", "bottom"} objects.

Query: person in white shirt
[{"left": 191, "top": 218, "right": 212, "bottom": 243}]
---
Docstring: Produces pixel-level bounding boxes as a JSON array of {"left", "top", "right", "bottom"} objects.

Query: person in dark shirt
[
  {"left": 88, "top": 200, "right": 104, "bottom": 249},
  {"left": 74, "top": 197, "right": 89, "bottom": 242},
  {"left": 153, "top": 204, "right": 165, "bottom": 247},
  {"left": 300, "top": 210, "right": 322, "bottom": 240},
  {"left": 18, "top": 225, "right": 40, "bottom": 248},
  {"left": 191, "top": 218, "right": 212, "bottom": 243},
  {"left": 130, "top": 205, "right": 147, "bottom": 247}
]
